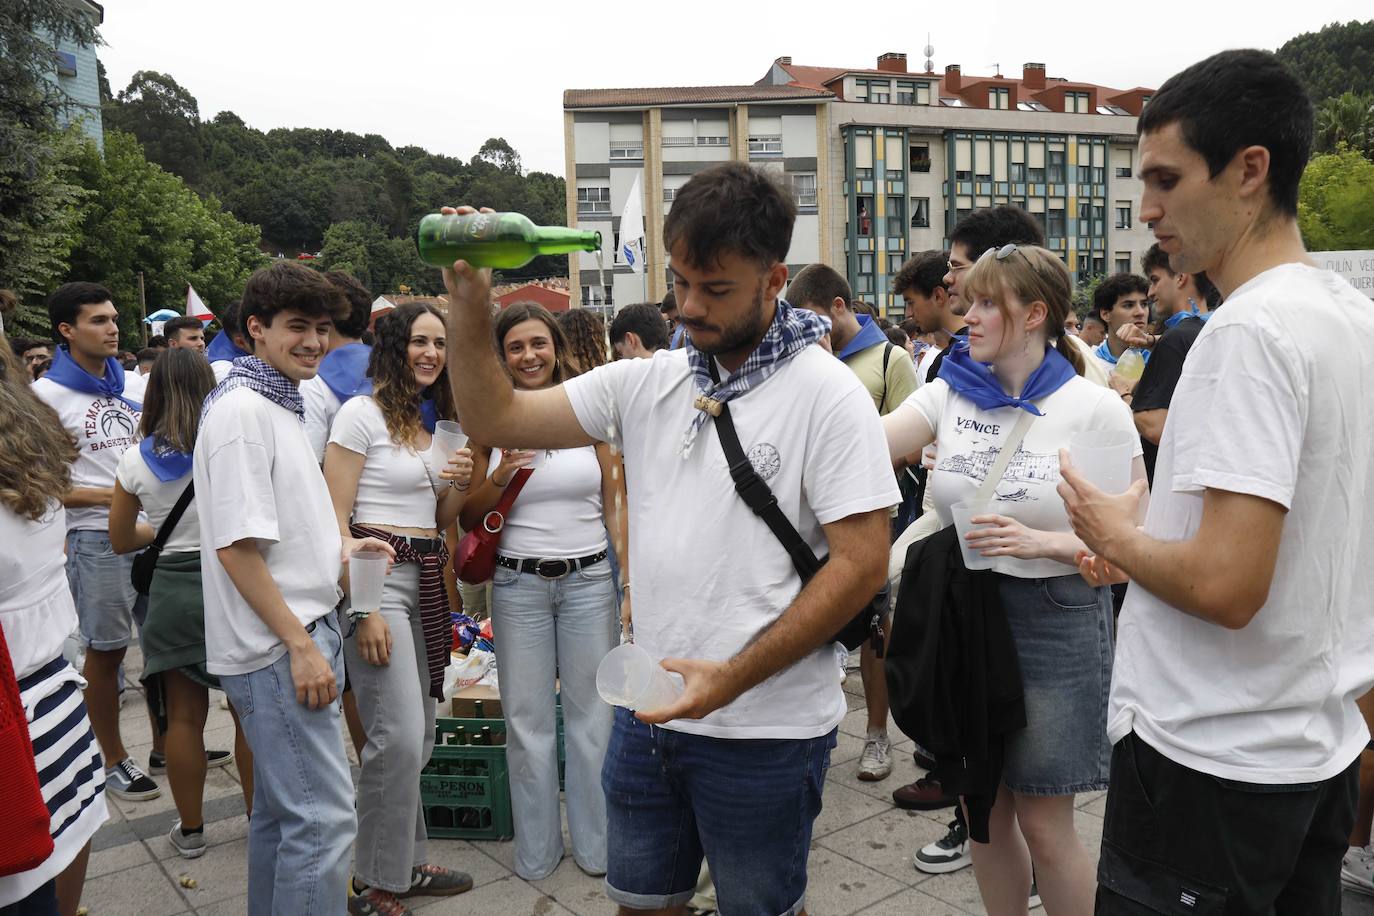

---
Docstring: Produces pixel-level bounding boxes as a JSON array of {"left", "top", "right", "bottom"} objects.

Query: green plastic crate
[{"left": 422, "top": 718, "right": 513, "bottom": 840}]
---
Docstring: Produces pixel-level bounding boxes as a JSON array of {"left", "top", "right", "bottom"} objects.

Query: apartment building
[{"left": 563, "top": 53, "right": 1156, "bottom": 315}]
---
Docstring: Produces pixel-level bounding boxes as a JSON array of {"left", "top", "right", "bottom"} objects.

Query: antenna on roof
[
  {"left": 923, "top": 34, "right": 934, "bottom": 72},
  {"left": 987, "top": 62, "right": 1001, "bottom": 77}
]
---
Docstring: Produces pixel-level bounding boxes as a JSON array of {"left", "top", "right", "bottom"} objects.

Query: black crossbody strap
[
  {"left": 706, "top": 360, "right": 822, "bottom": 580},
  {"left": 153, "top": 481, "right": 196, "bottom": 551}
]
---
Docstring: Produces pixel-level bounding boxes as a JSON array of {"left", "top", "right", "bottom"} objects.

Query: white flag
[
  {"left": 185, "top": 285, "right": 215, "bottom": 323},
  {"left": 618, "top": 172, "right": 645, "bottom": 276}
]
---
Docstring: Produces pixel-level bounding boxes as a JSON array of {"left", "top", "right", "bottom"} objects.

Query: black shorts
[{"left": 1096, "top": 731, "right": 1358, "bottom": 915}]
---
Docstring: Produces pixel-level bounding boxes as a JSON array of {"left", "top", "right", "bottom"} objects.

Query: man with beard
[{"left": 441, "top": 162, "right": 897, "bottom": 915}]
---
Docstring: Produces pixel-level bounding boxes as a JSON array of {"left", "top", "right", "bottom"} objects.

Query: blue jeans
[
  {"left": 490, "top": 557, "right": 616, "bottom": 879},
  {"left": 220, "top": 614, "right": 355, "bottom": 916},
  {"left": 64, "top": 530, "right": 138, "bottom": 651},
  {"left": 602, "top": 709, "right": 836, "bottom": 916}
]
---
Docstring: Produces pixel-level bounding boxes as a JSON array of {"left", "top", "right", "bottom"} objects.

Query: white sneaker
[
  {"left": 857, "top": 733, "right": 892, "bottom": 781},
  {"left": 1343, "top": 844, "right": 1374, "bottom": 896}
]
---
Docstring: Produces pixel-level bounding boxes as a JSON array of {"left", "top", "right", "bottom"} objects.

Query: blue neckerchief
[
  {"left": 206, "top": 329, "right": 249, "bottom": 364},
  {"left": 46, "top": 346, "right": 142, "bottom": 411},
  {"left": 201, "top": 355, "right": 304, "bottom": 424},
  {"left": 138, "top": 436, "right": 192, "bottom": 483},
  {"left": 1093, "top": 339, "right": 1151, "bottom": 366},
  {"left": 836, "top": 314, "right": 889, "bottom": 361},
  {"left": 1163, "top": 299, "right": 1210, "bottom": 329},
  {"left": 419, "top": 398, "right": 438, "bottom": 433},
  {"left": 937, "top": 342, "right": 1077, "bottom": 416},
  {"left": 682, "top": 298, "right": 829, "bottom": 454},
  {"left": 318, "top": 342, "right": 371, "bottom": 402}
]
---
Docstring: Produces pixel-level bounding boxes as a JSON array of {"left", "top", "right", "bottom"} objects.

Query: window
[
  {"left": 909, "top": 144, "right": 931, "bottom": 172},
  {"left": 696, "top": 135, "right": 729, "bottom": 146},
  {"left": 581, "top": 285, "right": 613, "bottom": 307},
  {"left": 1115, "top": 254, "right": 1132, "bottom": 274},
  {"left": 910, "top": 197, "right": 930, "bottom": 228},
  {"left": 858, "top": 253, "right": 875, "bottom": 274},
  {"left": 886, "top": 196, "right": 905, "bottom": 238},
  {"left": 55, "top": 51, "right": 77, "bottom": 77},
  {"left": 857, "top": 197, "right": 874, "bottom": 236},
  {"left": 576, "top": 187, "right": 610, "bottom": 215},
  {"left": 954, "top": 138, "right": 972, "bottom": 181},
  {"left": 1066, "top": 91, "right": 1091, "bottom": 114},
  {"left": 1113, "top": 148, "right": 1133, "bottom": 178},
  {"left": 790, "top": 173, "right": 817, "bottom": 208},
  {"left": 1047, "top": 209, "right": 1066, "bottom": 238},
  {"left": 1010, "top": 162, "right": 1027, "bottom": 182},
  {"left": 748, "top": 135, "right": 783, "bottom": 155},
  {"left": 1115, "top": 202, "right": 1132, "bottom": 229},
  {"left": 989, "top": 87, "right": 1010, "bottom": 110},
  {"left": 1047, "top": 150, "right": 1066, "bottom": 184},
  {"left": 896, "top": 81, "right": 932, "bottom": 105},
  {"left": 663, "top": 187, "right": 677, "bottom": 202},
  {"left": 608, "top": 141, "right": 643, "bottom": 160}
]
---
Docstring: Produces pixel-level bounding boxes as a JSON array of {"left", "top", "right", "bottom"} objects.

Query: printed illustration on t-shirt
[
  {"left": 938, "top": 415, "right": 1057, "bottom": 500},
  {"left": 85, "top": 397, "right": 139, "bottom": 451},
  {"left": 748, "top": 442, "right": 782, "bottom": 481}
]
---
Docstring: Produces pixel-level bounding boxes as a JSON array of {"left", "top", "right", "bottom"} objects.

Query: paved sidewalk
[{"left": 80, "top": 648, "right": 1374, "bottom": 915}]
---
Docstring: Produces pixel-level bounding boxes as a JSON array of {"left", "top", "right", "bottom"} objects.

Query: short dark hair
[
  {"left": 1139, "top": 49, "right": 1312, "bottom": 218},
  {"left": 217, "top": 300, "right": 241, "bottom": 337},
  {"left": 46, "top": 282, "right": 113, "bottom": 339},
  {"left": 663, "top": 162, "right": 795, "bottom": 270},
  {"left": 1093, "top": 273, "right": 1150, "bottom": 321},
  {"left": 949, "top": 206, "right": 1043, "bottom": 259},
  {"left": 1140, "top": 243, "right": 1172, "bottom": 277},
  {"left": 899, "top": 318, "right": 922, "bottom": 338},
  {"left": 892, "top": 250, "right": 950, "bottom": 297},
  {"left": 1082, "top": 313, "right": 1107, "bottom": 329},
  {"left": 884, "top": 326, "right": 908, "bottom": 348},
  {"left": 609, "top": 303, "right": 669, "bottom": 352},
  {"left": 238, "top": 262, "right": 349, "bottom": 343},
  {"left": 322, "top": 270, "right": 374, "bottom": 339},
  {"left": 786, "top": 263, "right": 851, "bottom": 310},
  {"left": 136, "top": 347, "right": 160, "bottom": 365},
  {"left": 9, "top": 337, "right": 45, "bottom": 357},
  {"left": 163, "top": 316, "right": 203, "bottom": 341},
  {"left": 147, "top": 335, "right": 167, "bottom": 349},
  {"left": 659, "top": 290, "right": 677, "bottom": 314}
]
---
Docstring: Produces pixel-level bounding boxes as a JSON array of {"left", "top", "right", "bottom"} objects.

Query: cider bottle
[{"left": 416, "top": 212, "right": 601, "bottom": 269}]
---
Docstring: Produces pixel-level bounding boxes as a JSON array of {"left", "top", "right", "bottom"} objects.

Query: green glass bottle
[
  {"left": 473, "top": 700, "right": 485, "bottom": 719},
  {"left": 415, "top": 212, "right": 602, "bottom": 269}
]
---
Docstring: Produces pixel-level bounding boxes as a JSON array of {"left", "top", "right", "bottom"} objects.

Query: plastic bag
[{"left": 442, "top": 647, "right": 495, "bottom": 698}]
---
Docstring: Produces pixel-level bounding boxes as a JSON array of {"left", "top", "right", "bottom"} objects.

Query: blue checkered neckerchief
[
  {"left": 680, "top": 297, "right": 830, "bottom": 455},
  {"left": 201, "top": 355, "right": 305, "bottom": 424}
]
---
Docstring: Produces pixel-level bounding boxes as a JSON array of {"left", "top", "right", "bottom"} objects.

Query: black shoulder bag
[
  {"left": 130, "top": 482, "right": 195, "bottom": 596},
  {"left": 708, "top": 364, "right": 887, "bottom": 654}
]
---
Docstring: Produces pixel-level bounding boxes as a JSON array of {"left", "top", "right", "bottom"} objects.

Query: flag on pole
[
  {"left": 186, "top": 285, "right": 215, "bottom": 324},
  {"left": 618, "top": 172, "right": 646, "bottom": 277}
]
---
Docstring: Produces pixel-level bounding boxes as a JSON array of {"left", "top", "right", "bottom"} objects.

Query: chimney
[
  {"left": 776, "top": 56, "right": 792, "bottom": 66},
  {"left": 944, "top": 63, "right": 961, "bottom": 92},
  {"left": 1022, "top": 62, "right": 1046, "bottom": 90},
  {"left": 877, "top": 52, "right": 908, "bottom": 74}
]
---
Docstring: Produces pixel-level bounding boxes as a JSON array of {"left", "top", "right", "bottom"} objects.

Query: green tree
[
  {"left": 103, "top": 70, "right": 205, "bottom": 184},
  {"left": 66, "top": 131, "right": 265, "bottom": 343},
  {"left": 1276, "top": 20, "right": 1374, "bottom": 102},
  {"left": 1314, "top": 92, "right": 1374, "bottom": 158},
  {"left": 1298, "top": 147, "right": 1374, "bottom": 251},
  {"left": 0, "top": 0, "right": 101, "bottom": 318}
]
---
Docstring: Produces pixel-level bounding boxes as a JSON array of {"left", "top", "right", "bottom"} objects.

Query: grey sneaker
[
  {"left": 857, "top": 733, "right": 892, "bottom": 781},
  {"left": 168, "top": 820, "right": 207, "bottom": 859},
  {"left": 914, "top": 818, "right": 971, "bottom": 874},
  {"left": 105, "top": 758, "right": 161, "bottom": 801},
  {"left": 348, "top": 886, "right": 412, "bottom": 916},
  {"left": 396, "top": 864, "right": 474, "bottom": 898},
  {"left": 1343, "top": 845, "right": 1374, "bottom": 896}
]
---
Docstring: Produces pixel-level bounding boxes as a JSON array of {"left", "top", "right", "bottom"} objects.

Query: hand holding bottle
[{"left": 438, "top": 206, "right": 494, "bottom": 313}]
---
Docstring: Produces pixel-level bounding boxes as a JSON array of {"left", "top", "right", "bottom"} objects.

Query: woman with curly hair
[
  {"left": 556, "top": 306, "right": 609, "bottom": 375},
  {"left": 0, "top": 344, "right": 107, "bottom": 916},
  {"left": 323, "top": 302, "right": 476, "bottom": 915},
  {"left": 108, "top": 349, "right": 253, "bottom": 858},
  {"left": 459, "top": 301, "right": 627, "bottom": 880}
]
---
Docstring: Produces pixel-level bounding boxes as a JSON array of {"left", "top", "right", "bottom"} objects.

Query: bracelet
[
  {"left": 347, "top": 607, "right": 371, "bottom": 622},
  {"left": 621, "top": 582, "right": 631, "bottom": 592},
  {"left": 450, "top": 480, "right": 470, "bottom": 491}
]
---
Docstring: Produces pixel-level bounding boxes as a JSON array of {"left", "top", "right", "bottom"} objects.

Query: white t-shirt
[
  {"left": 490, "top": 445, "right": 606, "bottom": 558},
  {"left": 1110, "top": 263, "right": 1374, "bottom": 784},
  {"left": 1067, "top": 335, "right": 1110, "bottom": 387},
  {"left": 899, "top": 374, "right": 1140, "bottom": 578},
  {"left": 329, "top": 396, "right": 441, "bottom": 530},
  {"left": 115, "top": 445, "right": 200, "bottom": 553},
  {"left": 195, "top": 387, "right": 343, "bottom": 676},
  {"left": 211, "top": 360, "right": 233, "bottom": 383},
  {"left": 33, "top": 370, "right": 148, "bottom": 531},
  {"left": 564, "top": 346, "right": 899, "bottom": 739},
  {"left": 0, "top": 501, "right": 78, "bottom": 681},
  {"left": 301, "top": 374, "right": 344, "bottom": 464}
]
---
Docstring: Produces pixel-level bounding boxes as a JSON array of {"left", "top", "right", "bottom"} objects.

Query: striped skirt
[{"left": 0, "top": 655, "right": 108, "bottom": 907}]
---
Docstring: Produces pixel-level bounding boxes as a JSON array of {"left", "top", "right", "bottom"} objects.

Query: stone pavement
[{"left": 80, "top": 647, "right": 1374, "bottom": 915}]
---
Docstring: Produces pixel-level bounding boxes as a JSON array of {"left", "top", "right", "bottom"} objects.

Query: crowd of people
[{"left": 1, "top": 47, "right": 1372, "bottom": 916}]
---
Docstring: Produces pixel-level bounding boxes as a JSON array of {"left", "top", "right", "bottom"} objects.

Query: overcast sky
[{"left": 98, "top": 1, "right": 1367, "bottom": 176}]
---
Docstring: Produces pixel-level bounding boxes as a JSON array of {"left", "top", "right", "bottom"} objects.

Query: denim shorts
[
  {"left": 997, "top": 573, "right": 1113, "bottom": 796},
  {"left": 65, "top": 529, "right": 141, "bottom": 652},
  {"left": 602, "top": 708, "right": 835, "bottom": 916}
]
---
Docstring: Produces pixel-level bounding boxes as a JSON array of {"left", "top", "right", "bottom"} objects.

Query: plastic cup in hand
[
  {"left": 430, "top": 421, "right": 468, "bottom": 473},
  {"left": 951, "top": 499, "right": 997, "bottom": 571},
  {"left": 596, "top": 643, "right": 683, "bottom": 711},
  {"left": 348, "top": 550, "right": 388, "bottom": 614},
  {"left": 524, "top": 448, "right": 549, "bottom": 470},
  {"left": 1069, "top": 429, "right": 1135, "bottom": 495}
]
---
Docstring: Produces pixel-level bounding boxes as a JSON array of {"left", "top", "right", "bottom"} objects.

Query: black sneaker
[
  {"left": 914, "top": 818, "right": 971, "bottom": 874},
  {"left": 148, "top": 749, "right": 234, "bottom": 776},
  {"left": 105, "top": 758, "right": 161, "bottom": 801}
]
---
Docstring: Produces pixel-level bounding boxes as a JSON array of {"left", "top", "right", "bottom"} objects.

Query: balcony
[
  {"left": 609, "top": 140, "right": 643, "bottom": 160},
  {"left": 910, "top": 158, "right": 932, "bottom": 173}
]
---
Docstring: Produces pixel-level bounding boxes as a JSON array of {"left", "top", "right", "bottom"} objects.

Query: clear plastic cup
[
  {"left": 525, "top": 448, "right": 550, "bottom": 470},
  {"left": 348, "top": 549, "right": 389, "bottom": 614},
  {"left": 596, "top": 643, "right": 683, "bottom": 711},
  {"left": 430, "top": 420, "right": 468, "bottom": 474},
  {"left": 950, "top": 499, "right": 997, "bottom": 571},
  {"left": 1069, "top": 429, "right": 1135, "bottom": 495}
]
